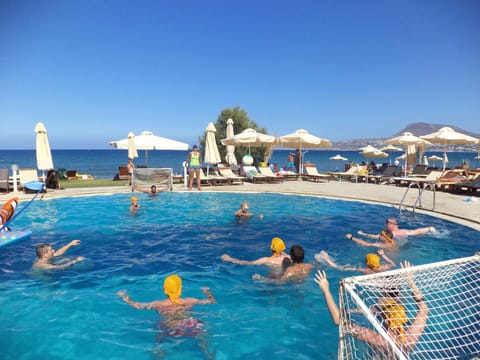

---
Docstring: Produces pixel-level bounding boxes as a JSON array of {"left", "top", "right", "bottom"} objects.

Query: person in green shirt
[{"left": 186, "top": 145, "right": 202, "bottom": 191}]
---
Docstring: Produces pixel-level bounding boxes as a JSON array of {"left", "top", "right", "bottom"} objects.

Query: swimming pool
[{"left": 1, "top": 192, "right": 478, "bottom": 359}]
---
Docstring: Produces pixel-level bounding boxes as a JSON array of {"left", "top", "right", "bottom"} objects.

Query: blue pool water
[{"left": 0, "top": 193, "right": 478, "bottom": 360}]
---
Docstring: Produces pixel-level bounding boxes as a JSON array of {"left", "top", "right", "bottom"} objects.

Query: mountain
[{"left": 332, "top": 122, "right": 480, "bottom": 151}]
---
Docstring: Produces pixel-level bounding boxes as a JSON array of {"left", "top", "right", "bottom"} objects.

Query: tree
[{"left": 199, "top": 106, "right": 270, "bottom": 164}]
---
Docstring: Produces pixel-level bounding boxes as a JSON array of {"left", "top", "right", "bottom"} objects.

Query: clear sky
[{"left": 1, "top": 0, "right": 479, "bottom": 149}]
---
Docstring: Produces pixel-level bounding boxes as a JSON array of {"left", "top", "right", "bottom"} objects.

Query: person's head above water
[
  {"left": 380, "top": 229, "right": 395, "bottom": 245},
  {"left": 36, "top": 243, "right": 53, "bottom": 259},
  {"left": 270, "top": 237, "right": 286, "bottom": 255},
  {"left": 365, "top": 253, "right": 380, "bottom": 270},
  {"left": 290, "top": 245, "right": 305, "bottom": 264},
  {"left": 164, "top": 274, "right": 182, "bottom": 304},
  {"left": 150, "top": 185, "right": 157, "bottom": 193}
]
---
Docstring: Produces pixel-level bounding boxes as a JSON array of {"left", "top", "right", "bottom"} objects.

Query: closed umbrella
[
  {"left": 279, "top": 129, "right": 331, "bottom": 174},
  {"left": 385, "top": 132, "right": 431, "bottom": 176},
  {"left": 110, "top": 130, "right": 189, "bottom": 167},
  {"left": 225, "top": 118, "right": 237, "bottom": 165},
  {"left": 35, "top": 122, "right": 54, "bottom": 186},
  {"left": 127, "top": 132, "right": 138, "bottom": 160},
  {"left": 420, "top": 127, "right": 479, "bottom": 171},
  {"left": 204, "top": 122, "right": 221, "bottom": 175}
]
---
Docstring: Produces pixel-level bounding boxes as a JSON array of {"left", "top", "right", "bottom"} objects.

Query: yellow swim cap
[
  {"left": 271, "top": 237, "right": 286, "bottom": 254},
  {"left": 380, "top": 299, "right": 408, "bottom": 343},
  {"left": 365, "top": 253, "right": 380, "bottom": 269},
  {"left": 381, "top": 230, "right": 395, "bottom": 246},
  {"left": 164, "top": 274, "right": 182, "bottom": 304},
  {"left": 131, "top": 196, "right": 138, "bottom": 202}
]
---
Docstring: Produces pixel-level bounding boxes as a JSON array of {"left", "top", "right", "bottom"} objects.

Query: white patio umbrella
[
  {"left": 204, "top": 122, "right": 221, "bottom": 175},
  {"left": 225, "top": 118, "right": 237, "bottom": 165},
  {"left": 427, "top": 155, "right": 443, "bottom": 167},
  {"left": 279, "top": 129, "right": 331, "bottom": 173},
  {"left": 420, "top": 127, "right": 479, "bottom": 171},
  {"left": 35, "top": 122, "right": 54, "bottom": 185},
  {"left": 329, "top": 154, "right": 348, "bottom": 171},
  {"left": 385, "top": 132, "right": 431, "bottom": 176},
  {"left": 358, "top": 144, "right": 380, "bottom": 152},
  {"left": 381, "top": 144, "right": 402, "bottom": 165},
  {"left": 221, "top": 128, "right": 278, "bottom": 153},
  {"left": 127, "top": 132, "right": 138, "bottom": 160},
  {"left": 110, "top": 130, "right": 189, "bottom": 166}
]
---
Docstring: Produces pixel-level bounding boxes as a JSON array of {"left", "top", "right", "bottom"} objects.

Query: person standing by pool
[
  {"left": 287, "top": 152, "right": 295, "bottom": 171},
  {"left": 315, "top": 249, "right": 395, "bottom": 274},
  {"left": 127, "top": 159, "right": 135, "bottom": 186},
  {"left": 33, "top": 240, "right": 85, "bottom": 269},
  {"left": 186, "top": 145, "right": 202, "bottom": 191},
  {"left": 221, "top": 237, "right": 290, "bottom": 267},
  {"left": 294, "top": 148, "right": 301, "bottom": 173},
  {"left": 314, "top": 261, "right": 428, "bottom": 352},
  {"left": 252, "top": 244, "right": 314, "bottom": 283}
]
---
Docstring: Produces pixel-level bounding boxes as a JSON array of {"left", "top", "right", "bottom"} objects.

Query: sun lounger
[
  {"left": 66, "top": 170, "right": 78, "bottom": 180},
  {"left": 18, "top": 168, "right": 44, "bottom": 193},
  {"left": 0, "top": 168, "right": 9, "bottom": 192},
  {"left": 448, "top": 173, "right": 480, "bottom": 195},
  {"left": 258, "top": 166, "right": 284, "bottom": 183},
  {"left": 116, "top": 166, "right": 130, "bottom": 180},
  {"left": 329, "top": 165, "right": 365, "bottom": 182},
  {"left": 302, "top": 164, "right": 331, "bottom": 182},
  {"left": 242, "top": 166, "right": 271, "bottom": 183},
  {"left": 435, "top": 169, "right": 471, "bottom": 192},
  {"left": 217, "top": 165, "right": 246, "bottom": 184},
  {"left": 367, "top": 165, "right": 399, "bottom": 184},
  {"left": 200, "top": 168, "right": 231, "bottom": 186}
]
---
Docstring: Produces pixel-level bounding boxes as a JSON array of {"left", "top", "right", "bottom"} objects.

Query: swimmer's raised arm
[
  {"left": 53, "top": 240, "right": 81, "bottom": 257},
  {"left": 117, "top": 290, "right": 156, "bottom": 310},
  {"left": 357, "top": 230, "right": 379, "bottom": 239}
]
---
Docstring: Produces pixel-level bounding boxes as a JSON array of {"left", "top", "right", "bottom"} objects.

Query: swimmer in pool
[
  {"left": 315, "top": 249, "right": 395, "bottom": 274},
  {"left": 117, "top": 274, "right": 216, "bottom": 317},
  {"left": 221, "top": 237, "right": 290, "bottom": 267},
  {"left": 346, "top": 230, "right": 397, "bottom": 250},
  {"left": 234, "top": 201, "right": 263, "bottom": 219},
  {"left": 130, "top": 196, "right": 141, "bottom": 213},
  {"left": 252, "top": 245, "right": 314, "bottom": 284},
  {"left": 133, "top": 184, "right": 161, "bottom": 196},
  {"left": 33, "top": 240, "right": 85, "bottom": 270},
  {"left": 358, "top": 217, "right": 436, "bottom": 239}
]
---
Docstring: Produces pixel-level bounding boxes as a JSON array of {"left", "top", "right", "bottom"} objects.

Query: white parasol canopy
[
  {"left": 110, "top": 130, "right": 189, "bottom": 166},
  {"left": 420, "top": 127, "right": 479, "bottom": 171},
  {"left": 225, "top": 118, "right": 237, "bottom": 165},
  {"left": 221, "top": 128, "right": 278, "bottom": 153},
  {"left": 127, "top": 132, "right": 138, "bottom": 160},
  {"left": 381, "top": 144, "right": 402, "bottom": 164},
  {"left": 385, "top": 132, "right": 431, "bottom": 176},
  {"left": 330, "top": 154, "right": 348, "bottom": 171},
  {"left": 204, "top": 122, "right": 221, "bottom": 174},
  {"left": 35, "top": 122, "right": 54, "bottom": 172},
  {"left": 279, "top": 129, "right": 331, "bottom": 173}
]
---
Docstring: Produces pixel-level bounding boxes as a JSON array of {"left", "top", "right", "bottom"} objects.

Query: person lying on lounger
[
  {"left": 221, "top": 237, "right": 290, "bottom": 267},
  {"left": 315, "top": 249, "right": 395, "bottom": 274}
]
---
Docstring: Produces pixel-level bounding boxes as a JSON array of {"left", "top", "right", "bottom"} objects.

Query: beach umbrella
[
  {"left": 385, "top": 132, "right": 431, "bottom": 176},
  {"left": 381, "top": 144, "right": 402, "bottom": 165},
  {"left": 35, "top": 122, "right": 54, "bottom": 186},
  {"left": 279, "top": 129, "right": 331, "bottom": 173},
  {"left": 358, "top": 144, "right": 380, "bottom": 152},
  {"left": 329, "top": 154, "right": 348, "bottom": 171},
  {"left": 109, "top": 130, "right": 189, "bottom": 167},
  {"left": 221, "top": 128, "right": 278, "bottom": 154},
  {"left": 225, "top": 118, "right": 237, "bottom": 165},
  {"left": 420, "top": 127, "right": 479, "bottom": 171},
  {"left": 427, "top": 155, "right": 442, "bottom": 167},
  {"left": 204, "top": 122, "right": 221, "bottom": 175},
  {"left": 127, "top": 132, "right": 138, "bottom": 160}
]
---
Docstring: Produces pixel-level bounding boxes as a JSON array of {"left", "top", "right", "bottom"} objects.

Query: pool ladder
[{"left": 398, "top": 180, "right": 436, "bottom": 214}]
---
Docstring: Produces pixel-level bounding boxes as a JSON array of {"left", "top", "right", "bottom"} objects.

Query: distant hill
[{"left": 333, "top": 122, "right": 480, "bottom": 151}]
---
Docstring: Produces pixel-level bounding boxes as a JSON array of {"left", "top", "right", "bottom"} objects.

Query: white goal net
[
  {"left": 132, "top": 168, "right": 173, "bottom": 192},
  {"left": 338, "top": 253, "right": 480, "bottom": 360}
]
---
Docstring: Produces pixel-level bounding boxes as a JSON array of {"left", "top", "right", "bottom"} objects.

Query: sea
[{"left": 0, "top": 149, "right": 478, "bottom": 179}]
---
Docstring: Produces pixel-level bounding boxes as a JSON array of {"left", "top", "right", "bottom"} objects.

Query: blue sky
[{"left": 1, "top": 0, "right": 479, "bottom": 149}]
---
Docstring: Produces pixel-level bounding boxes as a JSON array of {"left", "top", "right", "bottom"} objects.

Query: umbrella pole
[{"left": 145, "top": 150, "right": 149, "bottom": 167}]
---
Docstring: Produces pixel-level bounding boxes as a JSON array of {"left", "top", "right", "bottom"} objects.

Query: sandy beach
[{"left": 3, "top": 180, "right": 479, "bottom": 231}]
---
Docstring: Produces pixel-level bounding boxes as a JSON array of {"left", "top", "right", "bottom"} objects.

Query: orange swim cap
[
  {"left": 271, "top": 237, "right": 286, "bottom": 254},
  {"left": 365, "top": 253, "right": 380, "bottom": 269}
]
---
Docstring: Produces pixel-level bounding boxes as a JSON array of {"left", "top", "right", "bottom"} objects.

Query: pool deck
[{"left": 2, "top": 181, "right": 479, "bottom": 230}]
